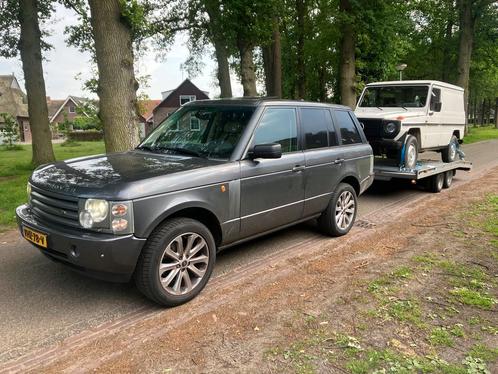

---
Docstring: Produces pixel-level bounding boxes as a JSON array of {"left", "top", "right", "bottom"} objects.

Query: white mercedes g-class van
[{"left": 354, "top": 80, "right": 465, "bottom": 169}]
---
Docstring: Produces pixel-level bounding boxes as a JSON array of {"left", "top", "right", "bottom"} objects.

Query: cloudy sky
[{"left": 0, "top": 4, "right": 244, "bottom": 100}]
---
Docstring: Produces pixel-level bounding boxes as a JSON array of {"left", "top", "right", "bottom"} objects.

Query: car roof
[{"left": 187, "top": 97, "right": 351, "bottom": 110}]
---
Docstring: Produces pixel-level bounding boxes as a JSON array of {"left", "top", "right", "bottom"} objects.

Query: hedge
[{"left": 67, "top": 131, "right": 103, "bottom": 141}]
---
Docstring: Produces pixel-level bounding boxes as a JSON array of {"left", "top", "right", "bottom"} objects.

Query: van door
[
  {"left": 239, "top": 107, "right": 305, "bottom": 238},
  {"left": 426, "top": 86, "right": 444, "bottom": 147}
]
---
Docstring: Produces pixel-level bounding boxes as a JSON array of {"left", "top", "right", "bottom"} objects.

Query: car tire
[
  {"left": 426, "top": 173, "right": 444, "bottom": 193},
  {"left": 134, "top": 217, "right": 216, "bottom": 306},
  {"left": 318, "top": 183, "right": 358, "bottom": 237},
  {"left": 442, "top": 135, "right": 458, "bottom": 163},
  {"left": 443, "top": 170, "right": 454, "bottom": 189},
  {"left": 402, "top": 135, "right": 418, "bottom": 169}
]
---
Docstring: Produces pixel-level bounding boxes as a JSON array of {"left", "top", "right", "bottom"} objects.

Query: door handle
[
  {"left": 292, "top": 165, "right": 305, "bottom": 172},
  {"left": 334, "top": 159, "right": 345, "bottom": 165}
]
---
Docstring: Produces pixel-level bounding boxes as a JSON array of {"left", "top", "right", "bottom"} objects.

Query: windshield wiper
[
  {"left": 136, "top": 145, "right": 157, "bottom": 152},
  {"left": 160, "top": 147, "right": 202, "bottom": 158},
  {"left": 377, "top": 106, "right": 384, "bottom": 111}
]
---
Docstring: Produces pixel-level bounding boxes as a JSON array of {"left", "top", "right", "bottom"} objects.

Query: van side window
[
  {"left": 253, "top": 108, "right": 298, "bottom": 153},
  {"left": 430, "top": 88, "right": 441, "bottom": 111},
  {"left": 301, "top": 108, "right": 335, "bottom": 149},
  {"left": 334, "top": 110, "right": 362, "bottom": 145}
]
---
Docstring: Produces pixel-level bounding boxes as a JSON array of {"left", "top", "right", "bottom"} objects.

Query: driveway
[{"left": 1, "top": 139, "right": 497, "bottom": 368}]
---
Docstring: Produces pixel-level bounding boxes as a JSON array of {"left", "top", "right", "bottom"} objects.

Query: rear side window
[
  {"left": 253, "top": 108, "right": 298, "bottom": 153},
  {"left": 301, "top": 108, "right": 334, "bottom": 149},
  {"left": 334, "top": 110, "right": 363, "bottom": 145}
]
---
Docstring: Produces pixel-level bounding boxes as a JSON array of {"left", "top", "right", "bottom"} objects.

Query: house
[
  {"left": 47, "top": 96, "right": 94, "bottom": 131},
  {"left": 0, "top": 74, "right": 30, "bottom": 142},
  {"left": 151, "top": 79, "right": 209, "bottom": 131},
  {"left": 137, "top": 99, "right": 161, "bottom": 137}
]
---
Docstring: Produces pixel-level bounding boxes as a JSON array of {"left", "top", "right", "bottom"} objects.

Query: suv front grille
[
  {"left": 30, "top": 186, "right": 80, "bottom": 229},
  {"left": 358, "top": 118, "right": 383, "bottom": 139}
]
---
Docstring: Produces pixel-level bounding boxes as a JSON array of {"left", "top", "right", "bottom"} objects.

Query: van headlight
[
  {"left": 79, "top": 199, "right": 134, "bottom": 234},
  {"left": 382, "top": 120, "right": 400, "bottom": 138}
]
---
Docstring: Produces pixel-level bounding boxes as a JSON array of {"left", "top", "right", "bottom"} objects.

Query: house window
[
  {"left": 180, "top": 95, "right": 196, "bottom": 106},
  {"left": 190, "top": 116, "right": 200, "bottom": 131},
  {"left": 69, "top": 105, "right": 76, "bottom": 113}
]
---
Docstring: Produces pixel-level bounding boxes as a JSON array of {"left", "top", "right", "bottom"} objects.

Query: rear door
[
  {"left": 301, "top": 107, "right": 343, "bottom": 217},
  {"left": 239, "top": 107, "right": 305, "bottom": 238}
]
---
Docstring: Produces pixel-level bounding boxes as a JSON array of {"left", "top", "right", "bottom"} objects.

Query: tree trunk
[
  {"left": 204, "top": 0, "right": 232, "bottom": 98},
  {"left": 237, "top": 36, "right": 257, "bottom": 97},
  {"left": 212, "top": 38, "right": 232, "bottom": 98},
  {"left": 262, "top": 19, "right": 282, "bottom": 98},
  {"left": 441, "top": 17, "right": 453, "bottom": 82},
  {"left": 296, "top": 0, "right": 306, "bottom": 99},
  {"left": 339, "top": 0, "right": 356, "bottom": 109},
  {"left": 456, "top": 0, "right": 474, "bottom": 132},
  {"left": 495, "top": 98, "right": 498, "bottom": 129},
  {"left": 88, "top": 0, "right": 139, "bottom": 153},
  {"left": 18, "top": 0, "right": 55, "bottom": 166}
]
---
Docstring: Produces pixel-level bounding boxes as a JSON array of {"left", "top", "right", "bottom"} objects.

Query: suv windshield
[
  {"left": 359, "top": 85, "right": 429, "bottom": 108},
  {"left": 138, "top": 106, "right": 255, "bottom": 159}
]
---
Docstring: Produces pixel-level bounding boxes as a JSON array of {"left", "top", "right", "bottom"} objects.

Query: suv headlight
[{"left": 79, "top": 199, "right": 134, "bottom": 234}]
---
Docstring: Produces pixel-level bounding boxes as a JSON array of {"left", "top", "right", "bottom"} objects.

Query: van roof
[{"left": 365, "top": 80, "right": 464, "bottom": 91}]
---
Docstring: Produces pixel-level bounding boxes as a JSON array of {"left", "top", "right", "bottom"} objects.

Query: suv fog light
[
  {"left": 112, "top": 218, "right": 128, "bottom": 232},
  {"left": 79, "top": 210, "right": 94, "bottom": 228}
]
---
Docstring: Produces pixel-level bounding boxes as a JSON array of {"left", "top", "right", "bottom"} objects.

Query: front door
[{"left": 240, "top": 107, "right": 305, "bottom": 238}]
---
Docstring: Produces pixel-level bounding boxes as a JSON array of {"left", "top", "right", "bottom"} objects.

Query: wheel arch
[
  {"left": 145, "top": 203, "right": 223, "bottom": 247},
  {"left": 407, "top": 128, "right": 421, "bottom": 149},
  {"left": 338, "top": 175, "right": 361, "bottom": 196}
]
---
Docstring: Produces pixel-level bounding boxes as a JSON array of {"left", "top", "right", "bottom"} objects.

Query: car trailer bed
[{"left": 373, "top": 158, "right": 473, "bottom": 193}]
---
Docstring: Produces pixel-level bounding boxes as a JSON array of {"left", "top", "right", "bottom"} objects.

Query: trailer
[{"left": 373, "top": 158, "right": 473, "bottom": 193}]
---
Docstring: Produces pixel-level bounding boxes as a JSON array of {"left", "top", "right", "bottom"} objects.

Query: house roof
[
  {"left": 0, "top": 74, "right": 28, "bottom": 118},
  {"left": 48, "top": 95, "right": 93, "bottom": 123},
  {"left": 138, "top": 99, "right": 161, "bottom": 122},
  {"left": 155, "top": 79, "right": 209, "bottom": 114}
]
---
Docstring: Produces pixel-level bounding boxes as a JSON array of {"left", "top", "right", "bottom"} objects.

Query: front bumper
[
  {"left": 16, "top": 204, "right": 146, "bottom": 282},
  {"left": 368, "top": 138, "right": 403, "bottom": 155}
]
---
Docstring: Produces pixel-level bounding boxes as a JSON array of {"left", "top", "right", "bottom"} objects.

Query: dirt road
[{"left": 0, "top": 140, "right": 497, "bottom": 372}]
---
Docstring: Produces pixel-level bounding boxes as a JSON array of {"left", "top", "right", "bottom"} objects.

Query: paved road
[{"left": 1, "top": 140, "right": 497, "bottom": 365}]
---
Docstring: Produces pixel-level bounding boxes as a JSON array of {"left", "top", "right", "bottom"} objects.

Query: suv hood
[{"left": 30, "top": 150, "right": 228, "bottom": 200}]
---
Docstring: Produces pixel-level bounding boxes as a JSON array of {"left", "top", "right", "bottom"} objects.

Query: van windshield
[
  {"left": 138, "top": 106, "right": 255, "bottom": 160},
  {"left": 358, "top": 85, "right": 429, "bottom": 108}
]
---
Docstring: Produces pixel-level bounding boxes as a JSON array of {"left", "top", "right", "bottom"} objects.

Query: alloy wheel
[
  {"left": 158, "top": 232, "right": 209, "bottom": 296},
  {"left": 335, "top": 191, "right": 355, "bottom": 230}
]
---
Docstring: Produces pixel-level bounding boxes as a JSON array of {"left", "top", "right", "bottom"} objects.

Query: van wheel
[
  {"left": 318, "top": 183, "right": 357, "bottom": 237},
  {"left": 426, "top": 173, "right": 444, "bottom": 193},
  {"left": 403, "top": 135, "right": 418, "bottom": 169},
  {"left": 135, "top": 218, "right": 216, "bottom": 306},
  {"left": 442, "top": 135, "right": 458, "bottom": 163},
  {"left": 443, "top": 170, "right": 454, "bottom": 188}
]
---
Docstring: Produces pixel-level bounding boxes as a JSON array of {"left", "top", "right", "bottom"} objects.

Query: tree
[
  {"left": 295, "top": 0, "right": 307, "bottom": 99},
  {"left": 262, "top": 16, "right": 283, "bottom": 98},
  {"left": 0, "top": 113, "right": 20, "bottom": 148},
  {"left": 0, "top": 0, "right": 55, "bottom": 165},
  {"left": 338, "top": 0, "right": 356, "bottom": 108},
  {"left": 87, "top": 0, "right": 140, "bottom": 152}
]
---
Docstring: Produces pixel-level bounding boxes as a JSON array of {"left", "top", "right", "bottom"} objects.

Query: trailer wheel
[
  {"left": 442, "top": 135, "right": 458, "bottom": 163},
  {"left": 427, "top": 173, "right": 444, "bottom": 193},
  {"left": 443, "top": 170, "right": 454, "bottom": 189}
]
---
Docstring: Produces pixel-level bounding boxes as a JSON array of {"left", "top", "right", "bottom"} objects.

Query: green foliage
[
  {"left": 428, "top": 327, "right": 455, "bottom": 347},
  {"left": 0, "top": 113, "right": 20, "bottom": 148},
  {"left": 449, "top": 287, "right": 497, "bottom": 310}
]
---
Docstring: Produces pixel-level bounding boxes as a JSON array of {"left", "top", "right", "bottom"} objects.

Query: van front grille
[
  {"left": 30, "top": 186, "right": 80, "bottom": 228},
  {"left": 358, "top": 118, "right": 383, "bottom": 139}
]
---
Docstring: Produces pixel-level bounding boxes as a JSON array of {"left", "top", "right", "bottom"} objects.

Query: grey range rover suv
[{"left": 17, "top": 98, "right": 374, "bottom": 306}]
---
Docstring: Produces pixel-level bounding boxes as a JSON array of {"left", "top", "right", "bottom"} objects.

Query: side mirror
[
  {"left": 431, "top": 101, "right": 442, "bottom": 112},
  {"left": 250, "top": 143, "right": 282, "bottom": 159}
]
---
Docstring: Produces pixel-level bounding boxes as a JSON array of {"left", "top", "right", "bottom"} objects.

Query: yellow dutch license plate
[{"left": 23, "top": 226, "right": 48, "bottom": 248}]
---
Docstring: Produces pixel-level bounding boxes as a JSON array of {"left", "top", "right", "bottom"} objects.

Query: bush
[
  {"left": 67, "top": 131, "right": 103, "bottom": 141},
  {"left": 0, "top": 113, "right": 20, "bottom": 148}
]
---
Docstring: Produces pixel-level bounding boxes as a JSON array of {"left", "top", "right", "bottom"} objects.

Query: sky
[{"left": 0, "top": 4, "right": 244, "bottom": 100}]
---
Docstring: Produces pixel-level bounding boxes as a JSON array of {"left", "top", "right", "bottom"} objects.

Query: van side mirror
[
  {"left": 250, "top": 143, "right": 282, "bottom": 159},
  {"left": 431, "top": 101, "right": 442, "bottom": 112}
]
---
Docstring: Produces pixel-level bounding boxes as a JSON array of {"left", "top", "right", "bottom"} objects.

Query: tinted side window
[
  {"left": 253, "top": 108, "right": 298, "bottom": 153},
  {"left": 335, "top": 110, "right": 362, "bottom": 145},
  {"left": 301, "top": 108, "right": 335, "bottom": 149}
]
